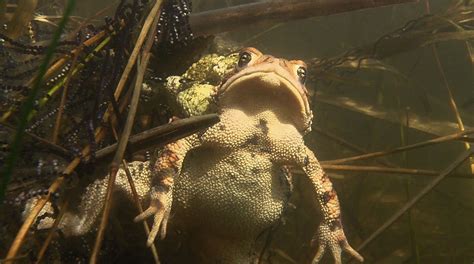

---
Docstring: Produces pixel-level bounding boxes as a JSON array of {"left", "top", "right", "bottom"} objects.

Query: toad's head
[{"left": 218, "top": 47, "right": 312, "bottom": 133}]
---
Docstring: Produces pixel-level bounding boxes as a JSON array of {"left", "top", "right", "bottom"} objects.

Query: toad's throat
[{"left": 219, "top": 72, "right": 308, "bottom": 130}]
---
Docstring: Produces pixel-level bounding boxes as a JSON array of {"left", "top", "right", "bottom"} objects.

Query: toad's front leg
[
  {"left": 301, "top": 147, "right": 363, "bottom": 264},
  {"left": 267, "top": 132, "right": 363, "bottom": 263},
  {"left": 134, "top": 134, "right": 200, "bottom": 246}
]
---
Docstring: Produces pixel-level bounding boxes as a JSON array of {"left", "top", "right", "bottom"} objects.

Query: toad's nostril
[{"left": 260, "top": 56, "right": 274, "bottom": 63}]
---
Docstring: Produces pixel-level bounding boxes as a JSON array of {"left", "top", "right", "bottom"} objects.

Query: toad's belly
[{"left": 173, "top": 146, "right": 289, "bottom": 237}]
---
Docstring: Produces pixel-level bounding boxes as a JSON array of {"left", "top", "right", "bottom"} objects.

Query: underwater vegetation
[{"left": 0, "top": 0, "right": 473, "bottom": 263}]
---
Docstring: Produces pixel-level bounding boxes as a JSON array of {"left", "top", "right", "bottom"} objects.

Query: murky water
[{"left": 1, "top": 0, "right": 473, "bottom": 263}]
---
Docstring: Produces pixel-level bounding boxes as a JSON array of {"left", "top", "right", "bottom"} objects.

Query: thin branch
[
  {"left": 122, "top": 160, "right": 160, "bottom": 263},
  {"left": 0, "top": 0, "right": 6, "bottom": 25},
  {"left": 313, "top": 126, "right": 395, "bottom": 167},
  {"left": 51, "top": 50, "right": 78, "bottom": 144},
  {"left": 111, "top": 0, "right": 161, "bottom": 104},
  {"left": 356, "top": 149, "right": 473, "bottom": 251},
  {"left": 0, "top": 254, "right": 29, "bottom": 263},
  {"left": 294, "top": 165, "right": 472, "bottom": 179},
  {"left": 0, "top": 30, "right": 107, "bottom": 122},
  {"left": 315, "top": 92, "right": 472, "bottom": 136},
  {"left": 89, "top": 1, "right": 164, "bottom": 262},
  {"left": 5, "top": 100, "right": 134, "bottom": 261},
  {"left": 89, "top": 159, "right": 119, "bottom": 263},
  {"left": 95, "top": 114, "right": 220, "bottom": 161},
  {"left": 424, "top": 0, "right": 474, "bottom": 174},
  {"left": 313, "top": 127, "right": 367, "bottom": 154},
  {"left": 5, "top": 114, "right": 111, "bottom": 262},
  {"left": 432, "top": 47, "right": 466, "bottom": 131},
  {"left": 190, "top": 0, "right": 418, "bottom": 36},
  {"left": 51, "top": 1, "right": 118, "bottom": 144},
  {"left": 5, "top": 2, "right": 140, "bottom": 260},
  {"left": 5, "top": 176, "right": 65, "bottom": 263},
  {"left": 27, "top": 30, "right": 106, "bottom": 88},
  {"left": 323, "top": 164, "right": 437, "bottom": 176},
  {"left": 323, "top": 129, "right": 474, "bottom": 165},
  {"left": 100, "top": 123, "right": 160, "bottom": 262},
  {"left": 4, "top": 0, "right": 38, "bottom": 39},
  {"left": 6, "top": 178, "right": 37, "bottom": 193},
  {"left": 313, "top": 128, "right": 471, "bottom": 179},
  {"left": 0, "top": 122, "right": 71, "bottom": 159},
  {"left": 34, "top": 199, "right": 69, "bottom": 264},
  {"left": 0, "top": 0, "right": 75, "bottom": 203}
]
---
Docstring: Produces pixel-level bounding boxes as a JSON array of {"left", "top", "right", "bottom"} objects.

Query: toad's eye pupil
[
  {"left": 297, "top": 67, "right": 307, "bottom": 84},
  {"left": 238, "top": 52, "right": 252, "bottom": 67}
]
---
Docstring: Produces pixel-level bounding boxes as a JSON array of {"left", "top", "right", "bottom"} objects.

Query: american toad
[{"left": 28, "top": 48, "right": 363, "bottom": 263}]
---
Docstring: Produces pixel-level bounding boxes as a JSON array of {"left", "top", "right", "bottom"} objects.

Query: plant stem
[
  {"left": 190, "top": 0, "right": 417, "bottom": 36},
  {"left": 323, "top": 129, "right": 474, "bottom": 165},
  {"left": 89, "top": 0, "right": 164, "bottom": 262},
  {"left": 0, "top": 0, "right": 75, "bottom": 202},
  {"left": 356, "top": 149, "right": 473, "bottom": 251}
]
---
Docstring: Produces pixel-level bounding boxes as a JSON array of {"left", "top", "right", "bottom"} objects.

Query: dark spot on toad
[
  {"left": 322, "top": 191, "right": 332, "bottom": 204},
  {"left": 247, "top": 135, "right": 259, "bottom": 145},
  {"left": 257, "top": 118, "right": 269, "bottom": 134},
  {"left": 329, "top": 219, "right": 342, "bottom": 232},
  {"left": 321, "top": 189, "right": 336, "bottom": 204},
  {"left": 322, "top": 173, "right": 329, "bottom": 182},
  {"left": 303, "top": 155, "right": 309, "bottom": 166},
  {"left": 260, "top": 146, "right": 270, "bottom": 153}
]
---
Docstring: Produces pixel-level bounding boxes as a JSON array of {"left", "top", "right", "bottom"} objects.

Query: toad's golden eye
[
  {"left": 238, "top": 52, "right": 252, "bottom": 68},
  {"left": 297, "top": 66, "right": 307, "bottom": 84}
]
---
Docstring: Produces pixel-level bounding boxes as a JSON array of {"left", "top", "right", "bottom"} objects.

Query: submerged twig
[
  {"left": 324, "top": 164, "right": 435, "bottom": 176},
  {"left": 313, "top": 126, "right": 395, "bottom": 167},
  {"left": 190, "top": 0, "right": 418, "bottom": 36},
  {"left": 34, "top": 199, "right": 69, "bottom": 264},
  {"left": 0, "top": 30, "right": 108, "bottom": 122},
  {"left": 111, "top": 0, "right": 162, "bottom": 107},
  {"left": 430, "top": 29, "right": 474, "bottom": 173},
  {"left": 89, "top": 1, "right": 164, "bottom": 262},
  {"left": 29, "top": 30, "right": 105, "bottom": 88},
  {"left": 51, "top": 47, "right": 80, "bottom": 144},
  {"left": 5, "top": 91, "right": 127, "bottom": 263},
  {"left": 5, "top": 176, "right": 65, "bottom": 263},
  {"left": 297, "top": 164, "right": 471, "bottom": 179},
  {"left": 315, "top": 92, "right": 473, "bottom": 136},
  {"left": 356, "top": 149, "right": 473, "bottom": 251},
  {"left": 313, "top": 127, "right": 367, "bottom": 154},
  {"left": 323, "top": 129, "right": 474, "bottom": 165},
  {"left": 0, "top": 254, "right": 29, "bottom": 263},
  {"left": 122, "top": 160, "right": 160, "bottom": 263},
  {"left": 0, "top": 0, "right": 75, "bottom": 202},
  {"left": 95, "top": 114, "right": 220, "bottom": 161},
  {"left": 108, "top": 119, "right": 158, "bottom": 262},
  {"left": 0, "top": 122, "right": 71, "bottom": 159},
  {"left": 3, "top": 0, "right": 38, "bottom": 39},
  {"left": 4, "top": 1, "right": 163, "bottom": 261},
  {"left": 0, "top": 0, "right": 6, "bottom": 26},
  {"left": 5, "top": 108, "right": 114, "bottom": 262}
]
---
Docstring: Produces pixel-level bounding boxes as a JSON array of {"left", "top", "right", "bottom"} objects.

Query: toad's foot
[
  {"left": 312, "top": 221, "right": 363, "bottom": 264},
  {"left": 134, "top": 185, "right": 172, "bottom": 246}
]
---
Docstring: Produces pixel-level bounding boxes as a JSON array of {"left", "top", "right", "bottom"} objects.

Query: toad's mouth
[{"left": 219, "top": 71, "right": 312, "bottom": 132}]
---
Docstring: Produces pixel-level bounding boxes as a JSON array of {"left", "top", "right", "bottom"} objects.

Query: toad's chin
[{"left": 218, "top": 71, "right": 312, "bottom": 133}]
